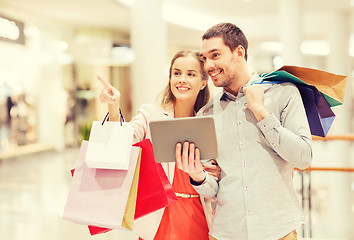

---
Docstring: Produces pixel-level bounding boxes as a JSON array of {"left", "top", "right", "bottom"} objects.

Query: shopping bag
[
  {"left": 133, "top": 139, "right": 178, "bottom": 219},
  {"left": 85, "top": 121, "right": 134, "bottom": 170},
  {"left": 264, "top": 65, "right": 347, "bottom": 107},
  {"left": 69, "top": 171, "right": 114, "bottom": 235},
  {"left": 121, "top": 147, "right": 141, "bottom": 230},
  {"left": 296, "top": 84, "right": 335, "bottom": 137},
  {"left": 85, "top": 144, "right": 142, "bottom": 235},
  {"left": 63, "top": 140, "right": 141, "bottom": 229},
  {"left": 254, "top": 66, "right": 347, "bottom": 137},
  {"left": 87, "top": 226, "right": 112, "bottom": 236}
]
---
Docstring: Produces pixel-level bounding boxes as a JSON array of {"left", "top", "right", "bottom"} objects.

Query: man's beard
[{"left": 213, "top": 73, "right": 234, "bottom": 88}]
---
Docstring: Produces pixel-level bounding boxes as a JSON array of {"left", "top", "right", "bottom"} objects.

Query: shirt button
[
  {"left": 237, "top": 120, "right": 241, "bottom": 125},
  {"left": 248, "top": 211, "right": 251, "bottom": 216},
  {"left": 245, "top": 186, "right": 248, "bottom": 191},
  {"left": 236, "top": 100, "right": 240, "bottom": 104},
  {"left": 263, "top": 124, "right": 266, "bottom": 128},
  {"left": 271, "top": 143, "right": 276, "bottom": 147},
  {"left": 243, "top": 162, "right": 246, "bottom": 167}
]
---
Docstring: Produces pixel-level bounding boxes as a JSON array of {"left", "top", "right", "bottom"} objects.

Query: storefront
[{"left": 0, "top": 11, "right": 132, "bottom": 158}]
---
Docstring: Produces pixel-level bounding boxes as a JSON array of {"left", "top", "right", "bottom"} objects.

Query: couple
[{"left": 99, "top": 23, "right": 312, "bottom": 240}]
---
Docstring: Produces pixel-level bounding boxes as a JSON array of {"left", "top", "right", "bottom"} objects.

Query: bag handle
[{"left": 101, "top": 109, "right": 125, "bottom": 126}]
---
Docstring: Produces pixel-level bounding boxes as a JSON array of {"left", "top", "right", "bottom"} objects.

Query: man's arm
[{"left": 244, "top": 84, "right": 312, "bottom": 169}]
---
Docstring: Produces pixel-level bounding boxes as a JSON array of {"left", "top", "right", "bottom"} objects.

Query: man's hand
[
  {"left": 175, "top": 142, "right": 206, "bottom": 184},
  {"left": 203, "top": 159, "right": 221, "bottom": 182},
  {"left": 243, "top": 84, "right": 270, "bottom": 122}
]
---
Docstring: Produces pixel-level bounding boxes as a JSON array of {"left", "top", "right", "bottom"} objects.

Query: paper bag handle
[{"left": 101, "top": 109, "right": 125, "bottom": 126}]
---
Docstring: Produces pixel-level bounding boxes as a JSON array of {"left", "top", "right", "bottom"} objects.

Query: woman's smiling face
[{"left": 170, "top": 55, "right": 207, "bottom": 103}]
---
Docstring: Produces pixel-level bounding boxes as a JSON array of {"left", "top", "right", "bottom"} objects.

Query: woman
[{"left": 98, "top": 50, "right": 220, "bottom": 240}]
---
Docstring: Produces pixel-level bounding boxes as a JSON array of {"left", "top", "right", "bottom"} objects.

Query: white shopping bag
[{"left": 85, "top": 121, "right": 134, "bottom": 170}]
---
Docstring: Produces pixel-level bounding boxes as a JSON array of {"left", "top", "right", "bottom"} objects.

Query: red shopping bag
[{"left": 133, "top": 139, "right": 178, "bottom": 219}]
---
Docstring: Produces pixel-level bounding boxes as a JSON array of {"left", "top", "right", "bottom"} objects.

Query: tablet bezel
[{"left": 149, "top": 116, "right": 218, "bottom": 163}]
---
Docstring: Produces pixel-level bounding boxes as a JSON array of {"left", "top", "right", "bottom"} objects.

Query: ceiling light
[
  {"left": 114, "top": 0, "right": 224, "bottom": 32},
  {"left": 259, "top": 42, "right": 283, "bottom": 52},
  {"left": 301, "top": 40, "right": 329, "bottom": 56},
  {"left": 111, "top": 46, "right": 135, "bottom": 64},
  {"left": 115, "top": 0, "right": 134, "bottom": 7},
  {"left": 162, "top": 2, "right": 222, "bottom": 31}
]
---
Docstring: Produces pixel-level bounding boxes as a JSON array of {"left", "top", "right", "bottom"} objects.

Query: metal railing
[{"left": 295, "top": 135, "right": 354, "bottom": 238}]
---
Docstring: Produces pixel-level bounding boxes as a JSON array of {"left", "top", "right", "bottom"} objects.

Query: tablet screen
[{"left": 149, "top": 116, "right": 218, "bottom": 163}]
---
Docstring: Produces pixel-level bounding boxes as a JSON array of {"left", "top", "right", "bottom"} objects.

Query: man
[{"left": 176, "top": 23, "right": 312, "bottom": 240}]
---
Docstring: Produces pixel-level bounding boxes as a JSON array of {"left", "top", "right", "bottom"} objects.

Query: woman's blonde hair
[{"left": 160, "top": 49, "right": 210, "bottom": 112}]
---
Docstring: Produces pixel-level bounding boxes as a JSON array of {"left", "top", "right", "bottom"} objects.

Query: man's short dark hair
[{"left": 202, "top": 23, "right": 248, "bottom": 60}]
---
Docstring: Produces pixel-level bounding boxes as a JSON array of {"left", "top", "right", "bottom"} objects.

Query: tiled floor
[
  {"left": 0, "top": 147, "right": 352, "bottom": 240},
  {"left": 0, "top": 147, "right": 138, "bottom": 240}
]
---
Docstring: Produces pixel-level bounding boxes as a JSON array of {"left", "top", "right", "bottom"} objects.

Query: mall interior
[{"left": 0, "top": 0, "right": 353, "bottom": 239}]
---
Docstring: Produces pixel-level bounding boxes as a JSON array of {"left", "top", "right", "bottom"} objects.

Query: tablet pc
[{"left": 149, "top": 116, "right": 218, "bottom": 163}]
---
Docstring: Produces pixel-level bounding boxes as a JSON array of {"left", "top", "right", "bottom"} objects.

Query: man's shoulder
[
  {"left": 197, "top": 93, "right": 222, "bottom": 116},
  {"left": 264, "top": 82, "right": 302, "bottom": 107},
  {"left": 197, "top": 102, "right": 213, "bottom": 116},
  {"left": 267, "top": 81, "right": 300, "bottom": 95}
]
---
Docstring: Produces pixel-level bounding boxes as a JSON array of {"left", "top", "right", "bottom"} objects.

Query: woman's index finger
[{"left": 97, "top": 76, "right": 113, "bottom": 90}]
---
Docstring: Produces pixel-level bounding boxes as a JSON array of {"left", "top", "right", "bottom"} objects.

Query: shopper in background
[
  {"left": 98, "top": 49, "right": 221, "bottom": 240},
  {"left": 176, "top": 23, "right": 312, "bottom": 240}
]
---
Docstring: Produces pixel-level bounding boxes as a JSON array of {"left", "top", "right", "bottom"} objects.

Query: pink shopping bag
[{"left": 63, "top": 140, "right": 140, "bottom": 229}]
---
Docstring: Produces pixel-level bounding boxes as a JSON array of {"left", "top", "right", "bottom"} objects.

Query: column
[
  {"left": 130, "top": 0, "right": 167, "bottom": 114},
  {"left": 279, "top": 0, "right": 303, "bottom": 65},
  {"left": 324, "top": 10, "right": 353, "bottom": 239},
  {"left": 36, "top": 26, "right": 68, "bottom": 151}
]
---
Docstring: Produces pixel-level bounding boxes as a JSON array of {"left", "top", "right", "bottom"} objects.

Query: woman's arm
[{"left": 97, "top": 76, "right": 121, "bottom": 121}]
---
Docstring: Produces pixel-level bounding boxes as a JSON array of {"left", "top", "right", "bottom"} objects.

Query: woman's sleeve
[{"left": 130, "top": 104, "right": 153, "bottom": 144}]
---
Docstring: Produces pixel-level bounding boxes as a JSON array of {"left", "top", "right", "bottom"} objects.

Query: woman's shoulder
[
  {"left": 138, "top": 103, "right": 164, "bottom": 114},
  {"left": 137, "top": 104, "right": 173, "bottom": 120}
]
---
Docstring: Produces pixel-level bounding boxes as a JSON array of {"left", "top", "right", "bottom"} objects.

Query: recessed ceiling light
[{"left": 115, "top": 0, "right": 134, "bottom": 7}]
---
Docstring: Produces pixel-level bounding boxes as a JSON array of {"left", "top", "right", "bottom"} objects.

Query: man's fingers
[
  {"left": 203, "top": 164, "right": 217, "bottom": 172},
  {"left": 203, "top": 161, "right": 221, "bottom": 181},
  {"left": 97, "top": 76, "right": 113, "bottom": 92}
]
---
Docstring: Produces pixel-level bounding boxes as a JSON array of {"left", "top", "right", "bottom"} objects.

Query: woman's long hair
[{"left": 160, "top": 50, "right": 210, "bottom": 113}]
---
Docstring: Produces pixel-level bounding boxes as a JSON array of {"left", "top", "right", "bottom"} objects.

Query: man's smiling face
[{"left": 201, "top": 37, "right": 239, "bottom": 88}]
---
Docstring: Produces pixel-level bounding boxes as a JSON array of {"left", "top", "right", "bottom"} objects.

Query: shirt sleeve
[
  {"left": 257, "top": 84, "right": 312, "bottom": 169},
  {"left": 190, "top": 173, "right": 219, "bottom": 198},
  {"left": 130, "top": 104, "right": 151, "bottom": 143}
]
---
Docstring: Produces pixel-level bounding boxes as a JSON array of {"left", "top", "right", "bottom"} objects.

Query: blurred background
[{"left": 0, "top": 0, "right": 353, "bottom": 239}]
